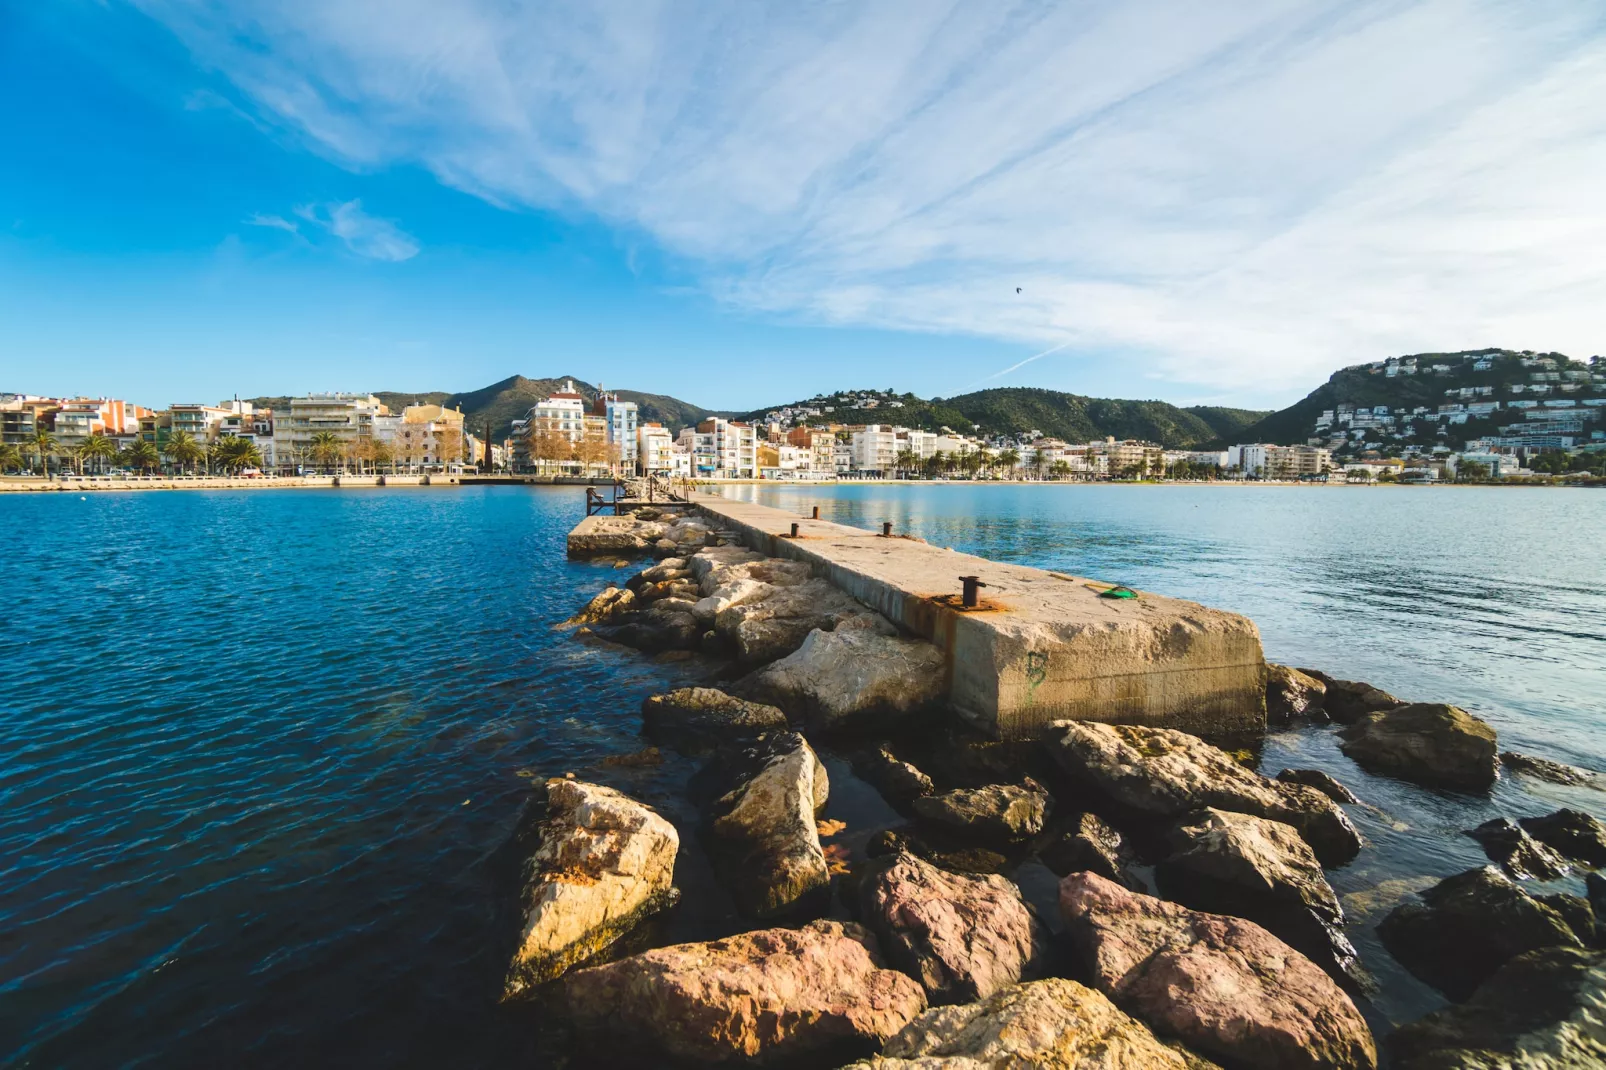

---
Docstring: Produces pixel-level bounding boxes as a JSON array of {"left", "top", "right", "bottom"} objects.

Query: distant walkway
[{"left": 0, "top": 474, "right": 460, "bottom": 493}]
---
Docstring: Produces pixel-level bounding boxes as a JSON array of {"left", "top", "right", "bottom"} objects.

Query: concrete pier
[{"left": 689, "top": 493, "right": 1266, "bottom": 739}]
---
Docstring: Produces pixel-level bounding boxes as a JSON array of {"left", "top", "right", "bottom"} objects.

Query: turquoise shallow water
[{"left": 2, "top": 484, "right": 1604, "bottom": 1065}]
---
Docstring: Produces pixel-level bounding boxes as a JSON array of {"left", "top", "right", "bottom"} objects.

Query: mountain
[{"left": 739, "top": 387, "right": 1268, "bottom": 449}]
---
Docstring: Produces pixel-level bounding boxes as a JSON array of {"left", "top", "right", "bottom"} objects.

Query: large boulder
[
  {"left": 564, "top": 584, "right": 636, "bottom": 626},
  {"left": 704, "top": 732, "right": 831, "bottom": 918},
  {"left": 1501, "top": 750, "right": 1600, "bottom": 789},
  {"left": 1267, "top": 663, "right": 1327, "bottom": 724},
  {"left": 847, "top": 978, "right": 1220, "bottom": 1069},
  {"left": 565, "top": 919, "right": 927, "bottom": 1065},
  {"left": 1521, "top": 808, "right": 1606, "bottom": 868},
  {"left": 1337, "top": 703, "right": 1498, "bottom": 791},
  {"left": 744, "top": 629, "right": 948, "bottom": 734},
  {"left": 1047, "top": 721, "right": 1362, "bottom": 866},
  {"left": 1277, "top": 768, "right": 1361, "bottom": 804},
  {"left": 856, "top": 746, "right": 935, "bottom": 805},
  {"left": 1060, "top": 872, "right": 1377, "bottom": 1070},
  {"left": 859, "top": 851, "right": 1048, "bottom": 1005},
  {"left": 1156, "top": 808, "right": 1359, "bottom": 983},
  {"left": 504, "top": 779, "right": 679, "bottom": 995},
  {"left": 1039, "top": 811, "right": 1144, "bottom": 889},
  {"left": 692, "top": 575, "right": 774, "bottom": 625},
  {"left": 911, "top": 780, "right": 1052, "bottom": 841},
  {"left": 1297, "top": 670, "right": 1403, "bottom": 724},
  {"left": 1389, "top": 947, "right": 1606, "bottom": 1069},
  {"left": 641, "top": 687, "right": 789, "bottom": 735},
  {"left": 1377, "top": 866, "right": 1582, "bottom": 1001},
  {"left": 1465, "top": 817, "right": 1571, "bottom": 881}
]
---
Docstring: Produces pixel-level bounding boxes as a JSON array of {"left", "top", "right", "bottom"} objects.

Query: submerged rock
[
  {"left": 1377, "top": 866, "right": 1582, "bottom": 1001},
  {"left": 1156, "top": 808, "right": 1360, "bottom": 984},
  {"left": 1277, "top": 768, "right": 1361, "bottom": 805},
  {"left": 1060, "top": 871, "right": 1377, "bottom": 1070},
  {"left": 848, "top": 978, "right": 1220, "bottom": 1069},
  {"left": 1047, "top": 721, "right": 1362, "bottom": 866},
  {"left": 1298, "top": 670, "right": 1404, "bottom": 724},
  {"left": 1337, "top": 703, "right": 1499, "bottom": 791},
  {"left": 1501, "top": 750, "right": 1601, "bottom": 789},
  {"left": 1540, "top": 893, "right": 1600, "bottom": 948},
  {"left": 1389, "top": 947, "right": 1606, "bottom": 1069},
  {"left": 859, "top": 851, "right": 1048, "bottom": 1005},
  {"left": 640, "top": 687, "right": 789, "bottom": 735},
  {"left": 504, "top": 779, "right": 680, "bottom": 995},
  {"left": 704, "top": 732, "right": 831, "bottom": 918},
  {"left": 744, "top": 628, "right": 947, "bottom": 734},
  {"left": 565, "top": 919, "right": 927, "bottom": 1065},
  {"left": 856, "top": 746, "right": 935, "bottom": 804},
  {"left": 1267, "top": 663, "right": 1328, "bottom": 724},
  {"left": 911, "top": 780, "right": 1053, "bottom": 841},
  {"left": 1038, "top": 811, "right": 1144, "bottom": 889},
  {"left": 1520, "top": 808, "right": 1606, "bottom": 868},
  {"left": 1465, "top": 817, "right": 1572, "bottom": 881}
]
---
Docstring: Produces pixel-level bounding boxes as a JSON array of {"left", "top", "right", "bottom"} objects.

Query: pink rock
[
  {"left": 1059, "top": 872, "right": 1376, "bottom": 1070},
  {"left": 566, "top": 919, "right": 927, "bottom": 1064},
  {"left": 860, "top": 851, "right": 1048, "bottom": 1004}
]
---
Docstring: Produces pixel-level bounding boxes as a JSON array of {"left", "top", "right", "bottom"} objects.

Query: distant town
[{"left": 4, "top": 349, "right": 1605, "bottom": 485}]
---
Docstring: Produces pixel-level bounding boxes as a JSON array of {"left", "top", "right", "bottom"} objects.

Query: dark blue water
[{"left": 2, "top": 484, "right": 1603, "bottom": 1065}]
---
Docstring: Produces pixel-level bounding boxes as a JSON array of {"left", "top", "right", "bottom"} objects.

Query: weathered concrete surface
[
  {"left": 567, "top": 513, "right": 658, "bottom": 557},
  {"left": 689, "top": 493, "right": 1266, "bottom": 739}
]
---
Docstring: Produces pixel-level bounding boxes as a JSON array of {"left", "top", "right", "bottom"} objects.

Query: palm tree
[
  {"left": 0, "top": 443, "right": 21, "bottom": 473},
  {"left": 126, "top": 440, "right": 160, "bottom": 473},
  {"left": 213, "top": 436, "right": 262, "bottom": 473},
  {"left": 893, "top": 449, "right": 919, "bottom": 479},
  {"left": 309, "top": 431, "right": 343, "bottom": 473},
  {"left": 164, "top": 430, "right": 205, "bottom": 475},
  {"left": 370, "top": 439, "right": 396, "bottom": 473},
  {"left": 997, "top": 448, "right": 1021, "bottom": 479},
  {"left": 29, "top": 427, "right": 58, "bottom": 478},
  {"left": 1050, "top": 460, "right": 1071, "bottom": 480},
  {"left": 77, "top": 433, "right": 117, "bottom": 475}
]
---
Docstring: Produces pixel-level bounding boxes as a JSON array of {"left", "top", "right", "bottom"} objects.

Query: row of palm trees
[
  {"left": 887, "top": 447, "right": 1076, "bottom": 480},
  {"left": 0, "top": 428, "right": 264, "bottom": 477}
]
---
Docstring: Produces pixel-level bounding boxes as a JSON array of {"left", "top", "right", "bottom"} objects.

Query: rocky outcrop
[
  {"left": 910, "top": 780, "right": 1052, "bottom": 842},
  {"left": 641, "top": 687, "right": 789, "bottom": 735},
  {"left": 1501, "top": 750, "right": 1601, "bottom": 789},
  {"left": 1156, "top": 808, "right": 1359, "bottom": 983},
  {"left": 690, "top": 549, "right": 887, "bottom": 667},
  {"left": 504, "top": 779, "right": 680, "bottom": 995},
  {"left": 856, "top": 747, "right": 935, "bottom": 805},
  {"left": 865, "top": 829, "right": 1009, "bottom": 876},
  {"left": 1465, "top": 817, "right": 1571, "bottom": 881},
  {"left": 848, "top": 978, "right": 1220, "bottom": 1069},
  {"left": 1389, "top": 947, "right": 1606, "bottom": 1069},
  {"left": 1297, "top": 670, "right": 1403, "bottom": 724},
  {"left": 1060, "top": 872, "right": 1377, "bottom": 1070},
  {"left": 1047, "top": 721, "right": 1362, "bottom": 866},
  {"left": 1521, "top": 808, "right": 1606, "bottom": 868},
  {"left": 859, "top": 851, "right": 1048, "bottom": 1005},
  {"left": 1277, "top": 768, "right": 1361, "bottom": 804},
  {"left": 744, "top": 629, "right": 947, "bottom": 734},
  {"left": 704, "top": 732, "right": 831, "bottom": 918},
  {"left": 1267, "top": 663, "right": 1327, "bottom": 724},
  {"left": 1377, "top": 866, "right": 1582, "bottom": 1001},
  {"left": 1542, "top": 893, "right": 1600, "bottom": 948},
  {"left": 1039, "top": 811, "right": 1144, "bottom": 889},
  {"left": 1337, "top": 703, "right": 1499, "bottom": 791},
  {"left": 565, "top": 919, "right": 927, "bottom": 1064},
  {"left": 564, "top": 584, "right": 636, "bottom": 625}
]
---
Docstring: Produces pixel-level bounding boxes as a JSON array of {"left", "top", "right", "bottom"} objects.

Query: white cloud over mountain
[{"left": 139, "top": 0, "right": 1606, "bottom": 393}]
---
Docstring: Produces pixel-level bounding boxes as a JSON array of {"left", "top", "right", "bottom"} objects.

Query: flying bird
[{"left": 1016, "top": 287, "right": 1022, "bottom": 294}]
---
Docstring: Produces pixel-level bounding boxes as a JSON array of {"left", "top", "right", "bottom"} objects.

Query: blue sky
[{"left": 3, "top": 1, "right": 1603, "bottom": 412}]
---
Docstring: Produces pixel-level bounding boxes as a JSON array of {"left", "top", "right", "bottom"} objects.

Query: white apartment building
[
  {"left": 637, "top": 423, "right": 676, "bottom": 474},
  {"left": 274, "top": 393, "right": 388, "bottom": 464},
  {"left": 596, "top": 391, "right": 639, "bottom": 469},
  {"left": 52, "top": 398, "right": 145, "bottom": 447},
  {"left": 678, "top": 417, "right": 756, "bottom": 478},
  {"left": 851, "top": 424, "right": 900, "bottom": 475},
  {"left": 1232, "top": 443, "right": 1333, "bottom": 479}
]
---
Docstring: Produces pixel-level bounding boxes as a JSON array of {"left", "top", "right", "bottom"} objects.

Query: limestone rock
[
  {"left": 641, "top": 687, "right": 789, "bottom": 735},
  {"left": 1337, "top": 703, "right": 1498, "bottom": 791},
  {"left": 1465, "top": 817, "right": 1572, "bottom": 881},
  {"left": 565, "top": 585, "right": 635, "bottom": 626},
  {"left": 705, "top": 732, "right": 831, "bottom": 918},
  {"left": 692, "top": 576, "right": 774, "bottom": 625},
  {"left": 1268, "top": 663, "right": 1328, "bottom": 724},
  {"left": 859, "top": 851, "right": 1048, "bottom": 1005},
  {"left": 1501, "top": 750, "right": 1600, "bottom": 789},
  {"left": 638, "top": 578, "right": 700, "bottom": 604},
  {"left": 1297, "top": 670, "right": 1403, "bottom": 724},
  {"left": 1377, "top": 866, "right": 1582, "bottom": 1001},
  {"left": 1060, "top": 871, "right": 1377, "bottom": 1070},
  {"left": 911, "top": 780, "right": 1052, "bottom": 841},
  {"left": 1521, "top": 809, "right": 1606, "bottom": 868},
  {"left": 744, "top": 628, "right": 948, "bottom": 734},
  {"left": 1278, "top": 768, "right": 1361, "bottom": 804},
  {"left": 639, "top": 557, "right": 688, "bottom": 581},
  {"left": 857, "top": 746, "right": 935, "bottom": 804},
  {"left": 1389, "top": 947, "right": 1606, "bottom": 1070},
  {"left": 718, "top": 578, "right": 890, "bottom": 666},
  {"left": 1047, "top": 721, "right": 1362, "bottom": 866},
  {"left": 566, "top": 919, "right": 927, "bottom": 1065},
  {"left": 504, "top": 779, "right": 679, "bottom": 995},
  {"left": 1156, "top": 808, "right": 1359, "bottom": 982},
  {"left": 849, "top": 978, "right": 1219, "bottom": 1069},
  {"left": 1039, "top": 811, "right": 1143, "bottom": 891}
]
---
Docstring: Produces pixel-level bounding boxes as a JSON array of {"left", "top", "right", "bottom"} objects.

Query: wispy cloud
[
  {"left": 245, "top": 211, "right": 299, "bottom": 234},
  {"left": 138, "top": 1, "right": 1606, "bottom": 392},
  {"left": 294, "top": 199, "right": 420, "bottom": 262}
]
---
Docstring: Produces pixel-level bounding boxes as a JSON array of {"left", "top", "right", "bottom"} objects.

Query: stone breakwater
[{"left": 508, "top": 503, "right": 1606, "bottom": 1067}]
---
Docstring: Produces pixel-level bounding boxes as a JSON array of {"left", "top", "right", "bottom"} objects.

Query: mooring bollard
[
  {"left": 811, "top": 506, "right": 820, "bottom": 519},
  {"left": 790, "top": 522, "right": 799, "bottom": 537},
  {"left": 882, "top": 521, "right": 893, "bottom": 537},
  {"left": 960, "top": 575, "right": 987, "bottom": 608}
]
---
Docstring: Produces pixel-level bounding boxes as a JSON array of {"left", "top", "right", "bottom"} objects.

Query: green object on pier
[{"left": 1099, "top": 585, "right": 1137, "bottom": 599}]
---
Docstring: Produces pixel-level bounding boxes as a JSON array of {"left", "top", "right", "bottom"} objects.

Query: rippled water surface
[{"left": 3, "top": 484, "right": 1604, "bottom": 1065}]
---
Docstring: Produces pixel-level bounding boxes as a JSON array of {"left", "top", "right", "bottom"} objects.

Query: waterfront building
[
  {"left": 678, "top": 417, "right": 757, "bottom": 479},
  {"left": 850, "top": 424, "right": 899, "bottom": 475},
  {"left": 1231, "top": 443, "right": 1332, "bottom": 479},
  {"left": 1090, "top": 437, "right": 1164, "bottom": 477},
  {"left": 51, "top": 398, "right": 148, "bottom": 448},
  {"left": 594, "top": 390, "right": 639, "bottom": 469},
  {"left": 785, "top": 427, "right": 838, "bottom": 477},
  {"left": 386, "top": 404, "right": 467, "bottom": 471},
  {"left": 273, "top": 393, "right": 388, "bottom": 468},
  {"left": 1, "top": 397, "right": 66, "bottom": 446},
  {"left": 637, "top": 423, "right": 676, "bottom": 475}
]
